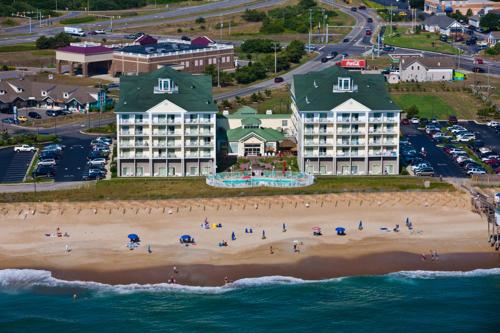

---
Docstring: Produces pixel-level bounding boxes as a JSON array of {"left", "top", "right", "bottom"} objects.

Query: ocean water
[{"left": 0, "top": 269, "right": 499, "bottom": 333}]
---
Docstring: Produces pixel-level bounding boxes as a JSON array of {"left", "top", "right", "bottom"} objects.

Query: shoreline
[{"left": 40, "top": 251, "right": 500, "bottom": 286}]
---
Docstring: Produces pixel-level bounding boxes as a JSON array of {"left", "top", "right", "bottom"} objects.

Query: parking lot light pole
[{"left": 32, "top": 171, "right": 37, "bottom": 200}]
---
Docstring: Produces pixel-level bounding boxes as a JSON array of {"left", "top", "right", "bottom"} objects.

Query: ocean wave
[
  {"left": 0, "top": 269, "right": 342, "bottom": 295},
  {"left": 389, "top": 268, "right": 500, "bottom": 279},
  {"left": 0, "top": 268, "right": 498, "bottom": 294}
]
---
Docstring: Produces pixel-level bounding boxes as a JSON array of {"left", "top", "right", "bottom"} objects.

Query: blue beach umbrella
[
  {"left": 335, "top": 227, "right": 346, "bottom": 235},
  {"left": 231, "top": 232, "right": 236, "bottom": 241},
  {"left": 128, "top": 234, "right": 139, "bottom": 241},
  {"left": 180, "top": 234, "right": 192, "bottom": 242}
]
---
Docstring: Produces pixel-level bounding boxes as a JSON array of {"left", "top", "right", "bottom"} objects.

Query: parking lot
[
  {"left": 53, "top": 137, "right": 93, "bottom": 182},
  {"left": 461, "top": 121, "right": 500, "bottom": 152},
  {"left": 0, "top": 148, "right": 35, "bottom": 183},
  {"left": 401, "top": 124, "right": 467, "bottom": 178}
]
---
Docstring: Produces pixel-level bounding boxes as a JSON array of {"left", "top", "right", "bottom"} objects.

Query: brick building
[{"left": 110, "top": 38, "right": 235, "bottom": 77}]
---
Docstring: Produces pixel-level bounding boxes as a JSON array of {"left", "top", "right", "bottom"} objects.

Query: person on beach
[
  {"left": 282, "top": 223, "right": 287, "bottom": 232},
  {"left": 270, "top": 246, "right": 274, "bottom": 254},
  {"left": 293, "top": 244, "right": 298, "bottom": 253},
  {"left": 262, "top": 230, "right": 266, "bottom": 240},
  {"left": 147, "top": 244, "right": 152, "bottom": 254},
  {"left": 358, "top": 221, "right": 363, "bottom": 230},
  {"left": 421, "top": 253, "right": 426, "bottom": 261},
  {"left": 224, "top": 276, "right": 229, "bottom": 284},
  {"left": 173, "top": 266, "right": 178, "bottom": 274},
  {"left": 434, "top": 250, "right": 439, "bottom": 260},
  {"left": 430, "top": 250, "right": 435, "bottom": 261}
]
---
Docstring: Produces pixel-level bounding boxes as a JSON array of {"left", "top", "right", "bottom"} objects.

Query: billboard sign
[{"left": 339, "top": 59, "right": 366, "bottom": 69}]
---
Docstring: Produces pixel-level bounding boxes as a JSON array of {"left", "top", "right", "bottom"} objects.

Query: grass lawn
[
  {"left": 59, "top": 16, "right": 97, "bottom": 25},
  {"left": 0, "top": 176, "right": 453, "bottom": 202},
  {"left": 384, "top": 32, "right": 460, "bottom": 55},
  {"left": 391, "top": 94, "right": 455, "bottom": 119},
  {"left": 0, "top": 43, "right": 37, "bottom": 53}
]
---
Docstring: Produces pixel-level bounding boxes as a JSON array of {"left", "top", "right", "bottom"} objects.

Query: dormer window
[
  {"left": 0, "top": 90, "right": 5, "bottom": 95},
  {"left": 154, "top": 78, "right": 178, "bottom": 94},
  {"left": 63, "top": 92, "right": 69, "bottom": 98},
  {"left": 333, "top": 77, "right": 357, "bottom": 93},
  {"left": 17, "top": 87, "right": 23, "bottom": 93},
  {"left": 41, "top": 90, "right": 47, "bottom": 96}
]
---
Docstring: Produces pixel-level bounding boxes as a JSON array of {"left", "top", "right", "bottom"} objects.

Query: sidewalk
[{"left": 0, "top": 181, "right": 90, "bottom": 193}]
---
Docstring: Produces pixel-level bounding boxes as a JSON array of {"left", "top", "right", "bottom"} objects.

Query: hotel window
[
  {"left": 282, "top": 120, "right": 288, "bottom": 127},
  {"left": 220, "top": 57, "right": 225, "bottom": 63},
  {"left": 190, "top": 166, "right": 198, "bottom": 176},
  {"left": 337, "top": 77, "right": 352, "bottom": 91},
  {"left": 208, "top": 58, "right": 212, "bottom": 65},
  {"left": 185, "top": 61, "right": 189, "bottom": 68}
]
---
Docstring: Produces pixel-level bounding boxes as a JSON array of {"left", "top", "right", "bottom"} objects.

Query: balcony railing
[
  {"left": 167, "top": 119, "right": 181, "bottom": 124},
  {"left": 167, "top": 131, "right": 181, "bottom": 136},
  {"left": 185, "top": 142, "right": 198, "bottom": 146}
]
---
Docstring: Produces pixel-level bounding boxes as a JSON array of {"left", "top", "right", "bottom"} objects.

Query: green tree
[
  {"left": 480, "top": 13, "right": 500, "bottom": 31},
  {"left": 242, "top": 9, "right": 266, "bottom": 22},
  {"left": 240, "top": 39, "right": 279, "bottom": 53},
  {"left": 466, "top": 9, "right": 473, "bottom": 17},
  {"left": 285, "top": 40, "right": 306, "bottom": 63},
  {"left": 235, "top": 62, "right": 267, "bottom": 84},
  {"left": 405, "top": 105, "right": 419, "bottom": 118},
  {"left": 195, "top": 17, "right": 206, "bottom": 24}
]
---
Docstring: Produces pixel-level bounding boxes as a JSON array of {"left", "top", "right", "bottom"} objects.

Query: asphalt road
[
  {"left": 0, "top": 0, "right": 284, "bottom": 45},
  {"left": 401, "top": 124, "right": 467, "bottom": 178}
]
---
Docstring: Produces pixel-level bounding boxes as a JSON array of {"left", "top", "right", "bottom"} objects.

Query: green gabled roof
[
  {"left": 234, "top": 106, "right": 258, "bottom": 115},
  {"left": 292, "top": 67, "right": 399, "bottom": 111},
  {"left": 241, "top": 116, "right": 262, "bottom": 127},
  {"left": 116, "top": 67, "right": 217, "bottom": 113},
  {"left": 227, "top": 127, "right": 285, "bottom": 142}
]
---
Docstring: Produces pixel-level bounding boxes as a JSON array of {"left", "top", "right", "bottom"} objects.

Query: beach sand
[{"left": 0, "top": 191, "right": 498, "bottom": 285}]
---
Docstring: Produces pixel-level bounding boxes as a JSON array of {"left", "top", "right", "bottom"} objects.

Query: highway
[{"left": 0, "top": 0, "right": 284, "bottom": 45}]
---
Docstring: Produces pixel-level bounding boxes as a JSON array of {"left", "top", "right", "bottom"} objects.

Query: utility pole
[
  {"left": 217, "top": 57, "right": 220, "bottom": 88},
  {"left": 322, "top": 9, "right": 325, "bottom": 44},
  {"left": 308, "top": 9, "right": 312, "bottom": 51},
  {"left": 219, "top": 15, "right": 223, "bottom": 40},
  {"left": 274, "top": 42, "right": 278, "bottom": 74}
]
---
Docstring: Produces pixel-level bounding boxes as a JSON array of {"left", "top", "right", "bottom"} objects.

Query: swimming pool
[{"left": 206, "top": 172, "right": 314, "bottom": 188}]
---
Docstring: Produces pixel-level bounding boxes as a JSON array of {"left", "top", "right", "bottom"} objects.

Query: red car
[
  {"left": 495, "top": 167, "right": 500, "bottom": 174},
  {"left": 484, "top": 158, "right": 500, "bottom": 165},
  {"left": 401, "top": 118, "right": 410, "bottom": 125},
  {"left": 448, "top": 115, "right": 458, "bottom": 124}
]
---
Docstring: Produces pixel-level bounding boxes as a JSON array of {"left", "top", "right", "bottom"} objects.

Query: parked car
[
  {"left": 40, "top": 150, "right": 60, "bottom": 160},
  {"left": 367, "top": 17, "right": 373, "bottom": 23},
  {"left": 487, "top": 121, "right": 499, "bottom": 127},
  {"left": 350, "top": 7, "right": 357, "bottom": 12},
  {"left": 415, "top": 167, "right": 435, "bottom": 176},
  {"left": 467, "top": 167, "right": 486, "bottom": 175},
  {"left": 17, "top": 115, "right": 28, "bottom": 122},
  {"left": 46, "top": 110, "right": 60, "bottom": 117},
  {"left": 44, "top": 144, "right": 64, "bottom": 152},
  {"left": 34, "top": 165, "right": 55, "bottom": 178},
  {"left": 410, "top": 117, "right": 419, "bottom": 124},
  {"left": 343, "top": 38, "right": 350, "bottom": 43},
  {"left": 28, "top": 111, "right": 42, "bottom": 119},
  {"left": 95, "top": 29, "right": 105, "bottom": 34},
  {"left": 456, "top": 134, "right": 476, "bottom": 142},
  {"left": 274, "top": 77, "right": 284, "bottom": 83},
  {"left": 2, "top": 118, "right": 17, "bottom": 124},
  {"left": 88, "top": 158, "right": 106, "bottom": 166},
  {"left": 401, "top": 118, "right": 410, "bottom": 125},
  {"left": 14, "top": 144, "right": 36, "bottom": 152},
  {"left": 383, "top": 46, "right": 395, "bottom": 52},
  {"left": 412, "top": 162, "right": 431, "bottom": 172},
  {"left": 83, "top": 172, "right": 105, "bottom": 181},
  {"left": 96, "top": 137, "right": 112, "bottom": 144},
  {"left": 448, "top": 115, "right": 458, "bottom": 124},
  {"left": 37, "top": 159, "right": 56, "bottom": 166}
]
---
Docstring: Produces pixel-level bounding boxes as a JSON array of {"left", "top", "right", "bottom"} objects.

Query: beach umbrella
[
  {"left": 231, "top": 232, "right": 236, "bottom": 241},
  {"left": 335, "top": 227, "right": 346, "bottom": 235},
  {"left": 312, "top": 227, "right": 321, "bottom": 231},
  {"left": 180, "top": 235, "right": 192, "bottom": 242},
  {"left": 128, "top": 233, "right": 139, "bottom": 241}
]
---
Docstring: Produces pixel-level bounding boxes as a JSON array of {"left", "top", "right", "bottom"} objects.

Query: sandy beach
[{"left": 0, "top": 191, "right": 498, "bottom": 285}]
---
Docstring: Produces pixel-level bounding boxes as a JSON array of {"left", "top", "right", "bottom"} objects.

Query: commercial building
[
  {"left": 0, "top": 78, "right": 99, "bottom": 112},
  {"left": 422, "top": 15, "right": 464, "bottom": 36},
  {"left": 110, "top": 37, "right": 234, "bottom": 77},
  {"left": 218, "top": 106, "right": 292, "bottom": 157},
  {"left": 290, "top": 67, "right": 400, "bottom": 175},
  {"left": 424, "top": 0, "right": 500, "bottom": 15},
  {"left": 56, "top": 42, "right": 113, "bottom": 77},
  {"left": 488, "top": 31, "right": 500, "bottom": 45},
  {"left": 116, "top": 66, "right": 217, "bottom": 177},
  {"left": 398, "top": 56, "right": 455, "bottom": 82}
]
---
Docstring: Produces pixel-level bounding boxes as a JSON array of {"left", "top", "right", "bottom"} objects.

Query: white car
[
  {"left": 456, "top": 134, "right": 476, "bottom": 142},
  {"left": 467, "top": 168, "right": 486, "bottom": 175},
  {"left": 479, "top": 147, "right": 492, "bottom": 154},
  {"left": 487, "top": 121, "right": 499, "bottom": 127},
  {"left": 38, "top": 159, "right": 56, "bottom": 166},
  {"left": 450, "top": 127, "right": 467, "bottom": 134},
  {"left": 14, "top": 144, "right": 36, "bottom": 152},
  {"left": 88, "top": 158, "right": 106, "bottom": 166},
  {"left": 95, "top": 29, "right": 105, "bottom": 34},
  {"left": 410, "top": 118, "right": 419, "bottom": 124},
  {"left": 449, "top": 148, "right": 466, "bottom": 155}
]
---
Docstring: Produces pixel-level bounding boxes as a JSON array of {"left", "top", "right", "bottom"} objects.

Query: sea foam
[{"left": 0, "top": 268, "right": 498, "bottom": 294}]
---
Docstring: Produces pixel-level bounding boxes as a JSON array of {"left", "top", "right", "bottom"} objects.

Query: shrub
[{"left": 195, "top": 17, "right": 206, "bottom": 24}]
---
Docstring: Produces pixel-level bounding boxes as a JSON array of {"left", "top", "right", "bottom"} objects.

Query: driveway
[
  {"left": 401, "top": 124, "right": 467, "bottom": 178},
  {"left": 0, "top": 147, "right": 35, "bottom": 183}
]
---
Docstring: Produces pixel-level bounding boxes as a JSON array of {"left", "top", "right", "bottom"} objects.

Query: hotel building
[
  {"left": 290, "top": 67, "right": 401, "bottom": 175},
  {"left": 116, "top": 67, "right": 217, "bottom": 177}
]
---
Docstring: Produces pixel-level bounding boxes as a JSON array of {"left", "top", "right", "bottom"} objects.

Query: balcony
[
  {"left": 304, "top": 140, "right": 319, "bottom": 146},
  {"left": 153, "top": 118, "right": 168, "bottom": 124},
  {"left": 368, "top": 129, "right": 383, "bottom": 134},
  {"left": 134, "top": 119, "right": 147, "bottom": 124},
  {"left": 199, "top": 131, "right": 213, "bottom": 136},
  {"left": 119, "top": 119, "right": 134, "bottom": 125},
  {"left": 185, "top": 118, "right": 199, "bottom": 124},
  {"left": 304, "top": 118, "right": 316, "bottom": 123},
  {"left": 152, "top": 131, "right": 167, "bottom": 136},
  {"left": 199, "top": 118, "right": 212, "bottom": 124},
  {"left": 185, "top": 142, "right": 199, "bottom": 147},
  {"left": 167, "top": 154, "right": 181, "bottom": 158},
  {"left": 167, "top": 131, "right": 181, "bottom": 136},
  {"left": 319, "top": 140, "right": 333, "bottom": 145},
  {"left": 199, "top": 141, "right": 213, "bottom": 147},
  {"left": 134, "top": 142, "right": 149, "bottom": 147},
  {"left": 120, "top": 131, "right": 133, "bottom": 136},
  {"left": 119, "top": 142, "right": 134, "bottom": 148},
  {"left": 153, "top": 154, "right": 168, "bottom": 158},
  {"left": 135, "top": 154, "right": 149, "bottom": 159},
  {"left": 167, "top": 118, "right": 181, "bottom": 124},
  {"left": 185, "top": 131, "right": 199, "bottom": 136},
  {"left": 119, "top": 154, "right": 134, "bottom": 158},
  {"left": 318, "top": 118, "right": 330, "bottom": 123}
]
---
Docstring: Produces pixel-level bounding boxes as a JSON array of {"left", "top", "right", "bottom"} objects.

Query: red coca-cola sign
[{"left": 339, "top": 59, "right": 366, "bottom": 68}]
